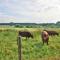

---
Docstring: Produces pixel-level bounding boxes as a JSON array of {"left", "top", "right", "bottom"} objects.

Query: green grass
[
  {"left": 0, "top": 30, "right": 18, "bottom": 60},
  {"left": 0, "top": 28, "right": 60, "bottom": 60}
]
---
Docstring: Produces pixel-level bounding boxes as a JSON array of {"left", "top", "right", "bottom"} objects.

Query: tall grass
[
  {"left": 0, "top": 28, "right": 60, "bottom": 60},
  {"left": 0, "top": 29, "right": 18, "bottom": 60}
]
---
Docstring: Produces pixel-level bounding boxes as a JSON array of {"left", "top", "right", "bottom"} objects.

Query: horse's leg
[
  {"left": 47, "top": 41, "right": 48, "bottom": 45},
  {"left": 26, "top": 37, "right": 28, "bottom": 40},
  {"left": 43, "top": 40, "right": 44, "bottom": 45},
  {"left": 47, "top": 39, "right": 49, "bottom": 45}
]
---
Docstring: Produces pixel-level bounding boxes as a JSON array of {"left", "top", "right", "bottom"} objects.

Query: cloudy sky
[{"left": 0, "top": 0, "right": 60, "bottom": 23}]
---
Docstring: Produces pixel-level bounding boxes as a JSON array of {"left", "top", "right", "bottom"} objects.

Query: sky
[{"left": 0, "top": 0, "right": 60, "bottom": 23}]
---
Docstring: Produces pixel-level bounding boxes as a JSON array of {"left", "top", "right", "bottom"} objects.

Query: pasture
[{"left": 0, "top": 28, "right": 60, "bottom": 60}]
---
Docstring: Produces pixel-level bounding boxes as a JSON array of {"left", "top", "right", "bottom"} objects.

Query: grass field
[{"left": 0, "top": 28, "right": 60, "bottom": 60}]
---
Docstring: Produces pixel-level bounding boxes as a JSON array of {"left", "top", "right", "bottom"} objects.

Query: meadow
[{"left": 0, "top": 27, "right": 60, "bottom": 60}]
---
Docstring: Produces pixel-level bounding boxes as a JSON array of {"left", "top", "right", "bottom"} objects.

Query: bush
[{"left": 15, "top": 25, "right": 23, "bottom": 28}]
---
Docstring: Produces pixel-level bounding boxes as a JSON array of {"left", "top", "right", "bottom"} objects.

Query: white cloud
[{"left": 0, "top": 0, "right": 60, "bottom": 23}]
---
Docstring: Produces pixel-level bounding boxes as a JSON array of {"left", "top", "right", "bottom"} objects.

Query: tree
[{"left": 56, "top": 21, "right": 60, "bottom": 24}]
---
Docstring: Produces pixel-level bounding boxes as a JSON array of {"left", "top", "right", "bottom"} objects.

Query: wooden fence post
[{"left": 17, "top": 36, "right": 21, "bottom": 60}]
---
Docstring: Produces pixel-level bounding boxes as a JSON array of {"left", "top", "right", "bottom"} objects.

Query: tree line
[{"left": 0, "top": 21, "right": 60, "bottom": 28}]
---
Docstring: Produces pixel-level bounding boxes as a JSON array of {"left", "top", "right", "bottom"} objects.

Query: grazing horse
[
  {"left": 18, "top": 31, "right": 33, "bottom": 39},
  {"left": 44, "top": 30, "right": 59, "bottom": 36},
  {"left": 41, "top": 30, "right": 49, "bottom": 45}
]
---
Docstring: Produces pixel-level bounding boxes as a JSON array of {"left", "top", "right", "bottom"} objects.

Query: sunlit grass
[{"left": 0, "top": 28, "right": 60, "bottom": 60}]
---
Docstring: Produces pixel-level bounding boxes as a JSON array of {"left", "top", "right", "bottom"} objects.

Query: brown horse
[
  {"left": 18, "top": 31, "right": 33, "bottom": 39},
  {"left": 41, "top": 30, "right": 49, "bottom": 45},
  {"left": 44, "top": 30, "right": 59, "bottom": 36}
]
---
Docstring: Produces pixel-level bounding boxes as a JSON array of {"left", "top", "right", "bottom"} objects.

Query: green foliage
[
  {"left": 15, "top": 25, "right": 23, "bottom": 28},
  {"left": 14, "top": 23, "right": 60, "bottom": 28}
]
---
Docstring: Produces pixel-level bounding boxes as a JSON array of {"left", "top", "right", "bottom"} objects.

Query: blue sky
[{"left": 0, "top": 0, "right": 60, "bottom": 23}]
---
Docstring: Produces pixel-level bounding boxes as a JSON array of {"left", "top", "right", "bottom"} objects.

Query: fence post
[{"left": 17, "top": 36, "right": 21, "bottom": 60}]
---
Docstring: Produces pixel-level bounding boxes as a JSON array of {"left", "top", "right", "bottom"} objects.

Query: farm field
[{"left": 0, "top": 28, "right": 60, "bottom": 60}]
